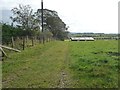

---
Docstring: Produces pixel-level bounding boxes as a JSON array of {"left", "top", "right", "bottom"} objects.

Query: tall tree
[
  {"left": 10, "top": 4, "right": 40, "bottom": 36},
  {"left": 36, "top": 9, "right": 69, "bottom": 40}
]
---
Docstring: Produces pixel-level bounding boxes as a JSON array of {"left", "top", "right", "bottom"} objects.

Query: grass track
[
  {"left": 2, "top": 41, "right": 71, "bottom": 88},
  {"left": 2, "top": 40, "right": 119, "bottom": 88}
]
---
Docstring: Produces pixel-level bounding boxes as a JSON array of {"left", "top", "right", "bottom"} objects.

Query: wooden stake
[
  {"left": 0, "top": 45, "right": 21, "bottom": 52},
  {"left": 11, "top": 36, "right": 15, "bottom": 48},
  {"left": 32, "top": 36, "right": 34, "bottom": 46},
  {"left": 23, "top": 37, "right": 25, "bottom": 50},
  {"left": 0, "top": 47, "right": 7, "bottom": 57}
]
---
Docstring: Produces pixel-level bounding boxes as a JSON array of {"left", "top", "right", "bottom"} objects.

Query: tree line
[{"left": 2, "top": 4, "right": 69, "bottom": 45}]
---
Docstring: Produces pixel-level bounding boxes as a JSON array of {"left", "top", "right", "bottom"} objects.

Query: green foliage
[
  {"left": 36, "top": 9, "right": 69, "bottom": 40},
  {"left": 3, "top": 5, "right": 69, "bottom": 42},
  {"left": 2, "top": 23, "right": 24, "bottom": 44},
  {"left": 10, "top": 4, "right": 40, "bottom": 36},
  {"left": 2, "top": 4, "right": 69, "bottom": 44}
]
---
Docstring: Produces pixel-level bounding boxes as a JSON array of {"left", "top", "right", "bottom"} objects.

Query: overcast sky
[{"left": 0, "top": 0, "right": 119, "bottom": 33}]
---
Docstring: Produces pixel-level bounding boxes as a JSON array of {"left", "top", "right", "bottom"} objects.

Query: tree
[
  {"left": 36, "top": 9, "right": 69, "bottom": 40},
  {"left": 10, "top": 4, "right": 40, "bottom": 36},
  {"left": 2, "top": 23, "right": 25, "bottom": 45},
  {"left": 10, "top": 5, "right": 68, "bottom": 41}
]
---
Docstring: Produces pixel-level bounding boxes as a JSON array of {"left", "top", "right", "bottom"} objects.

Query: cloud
[{"left": 0, "top": 0, "right": 119, "bottom": 33}]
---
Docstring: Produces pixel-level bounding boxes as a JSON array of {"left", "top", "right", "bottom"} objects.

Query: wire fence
[{"left": 2, "top": 35, "right": 53, "bottom": 50}]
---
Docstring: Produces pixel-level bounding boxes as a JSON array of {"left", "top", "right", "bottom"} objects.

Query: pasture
[{"left": 2, "top": 40, "right": 119, "bottom": 88}]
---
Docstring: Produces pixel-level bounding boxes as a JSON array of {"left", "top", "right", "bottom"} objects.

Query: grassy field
[{"left": 2, "top": 40, "right": 119, "bottom": 88}]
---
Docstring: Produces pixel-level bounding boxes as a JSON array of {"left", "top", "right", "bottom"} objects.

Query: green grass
[
  {"left": 2, "top": 41, "right": 71, "bottom": 88},
  {"left": 2, "top": 40, "right": 119, "bottom": 88},
  {"left": 0, "top": 61, "right": 2, "bottom": 89},
  {"left": 68, "top": 40, "right": 118, "bottom": 88}
]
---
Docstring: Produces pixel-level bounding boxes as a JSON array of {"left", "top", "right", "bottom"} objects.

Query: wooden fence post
[
  {"left": 26, "top": 35, "right": 28, "bottom": 44},
  {"left": 39, "top": 36, "right": 40, "bottom": 44},
  {"left": 23, "top": 36, "right": 25, "bottom": 50},
  {"left": 11, "top": 36, "right": 15, "bottom": 48},
  {"left": 32, "top": 36, "right": 34, "bottom": 46}
]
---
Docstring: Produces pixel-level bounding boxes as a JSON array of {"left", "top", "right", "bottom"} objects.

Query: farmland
[{"left": 2, "top": 40, "right": 119, "bottom": 88}]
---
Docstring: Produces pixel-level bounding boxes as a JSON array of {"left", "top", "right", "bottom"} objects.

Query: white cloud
[{"left": 0, "top": 0, "right": 119, "bottom": 33}]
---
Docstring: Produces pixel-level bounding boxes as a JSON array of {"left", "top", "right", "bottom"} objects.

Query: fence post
[
  {"left": 23, "top": 36, "right": 25, "bottom": 50},
  {"left": 32, "top": 36, "right": 34, "bottom": 46},
  {"left": 11, "top": 36, "right": 15, "bottom": 48},
  {"left": 26, "top": 35, "right": 28, "bottom": 44}
]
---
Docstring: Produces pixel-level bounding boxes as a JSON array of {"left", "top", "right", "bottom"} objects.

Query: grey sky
[{"left": 0, "top": 0, "right": 119, "bottom": 33}]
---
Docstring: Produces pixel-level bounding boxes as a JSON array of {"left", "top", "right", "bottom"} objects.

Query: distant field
[{"left": 2, "top": 40, "right": 119, "bottom": 88}]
